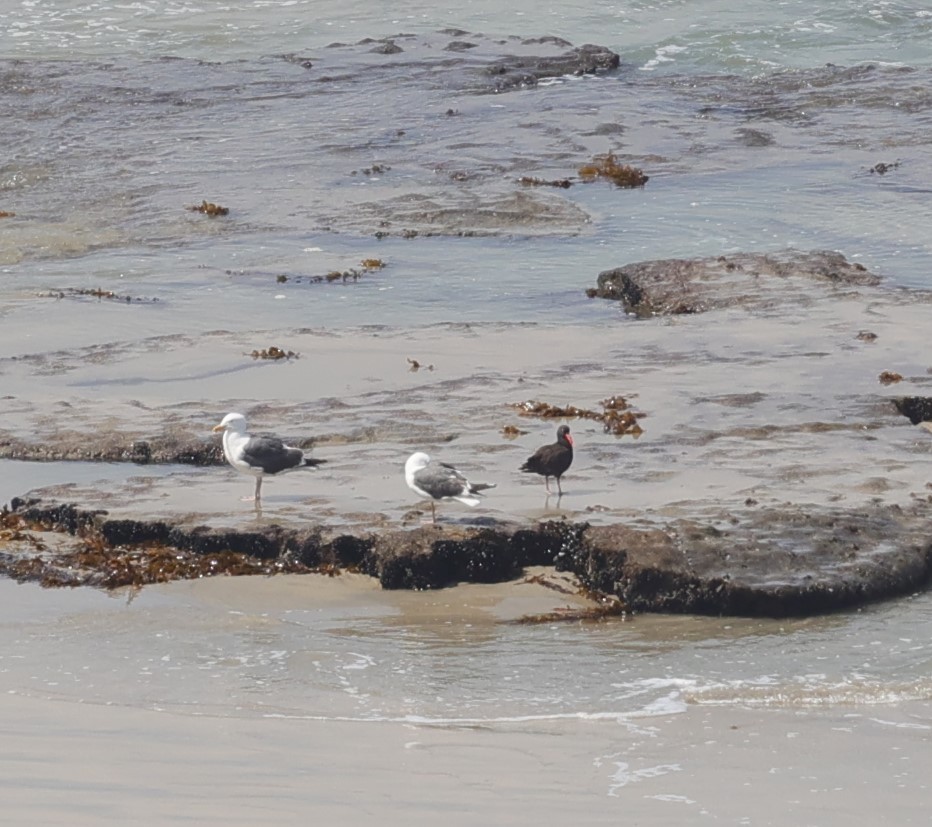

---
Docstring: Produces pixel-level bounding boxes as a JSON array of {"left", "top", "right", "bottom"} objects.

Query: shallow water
[
  {"left": 2, "top": 0, "right": 932, "bottom": 738},
  {"left": 2, "top": 575, "right": 931, "bottom": 724}
]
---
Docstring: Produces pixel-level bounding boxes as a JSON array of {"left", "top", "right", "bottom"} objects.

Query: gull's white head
[
  {"left": 213, "top": 412, "right": 248, "bottom": 433},
  {"left": 405, "top": 451, "right": 431, "bottom": 478}
]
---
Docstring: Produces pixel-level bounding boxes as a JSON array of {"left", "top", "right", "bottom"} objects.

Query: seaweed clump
[
  {"left": 511, "top": 573, "right": 627, "bottom": 624},
  {"left": 0, "top": 507, "right": 321, "bottom": 590},
  {"left": 325, "top": 270, "right": 361, "bottom": 282},
  {"left": 351, "top": 164, "right": 390, "bottom": 176},
  {"left": 518, "top": 176, "right": 573, "bottom": 189},
  {"left": 38, "top": 287, "right": 160, "bottom": 304},
  {"left": 578, "top": 153, "right": 648, "bottom": 187},
  {"left": 188, "top": 200, "right": 229, "bottom": 217},
  {"left": 501, "top": 424, "right": 528, "bottom": 439},
  {"left": 869, "top": 161, "right": 899, "bottom": 175},
  {"left": 1, "top": 520, "right": 312, "bottom": 590},
  {"left": 250, "top": 346, "right": 298, "bottom": 360},
  {"left": 511, "top": 395, "right": 644, "bottom": 436},
  {"left": 407, "top": 357, "right": 434, "bottom": 371},
  {"left": 879, "top": 371, "right": 903, "bottom": 385},
  {"left": 0, "top": 210, "right": 15, "bottom": 218},
  {"left": 600, "top": 395, "right": 644, "bottom": 436}
]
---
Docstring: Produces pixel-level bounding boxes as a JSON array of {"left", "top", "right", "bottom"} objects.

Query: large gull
[
  {"left": 520, "top": 424, "right": 574, "bottom": 496},
  {"left": 212, "top": 412, "right": 326, "bottom": 504},
  {"left": 404, "top": 451, "right": 496, "bottom": 523}
]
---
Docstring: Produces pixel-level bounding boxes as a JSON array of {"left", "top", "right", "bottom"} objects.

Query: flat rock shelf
[{"left": 3, "top": 497, "right": 930, "bottom": 618}]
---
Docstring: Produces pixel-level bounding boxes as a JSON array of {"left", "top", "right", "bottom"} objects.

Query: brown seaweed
[
  {"left": 0, "top": 210, "right": 15, "bottom": 218},
  {"left": 501, "top": 424, "right": 528, "bottom": 439},
  {"left": 0, "top": 510, "right": 315, "bottom": 590},
  {"left": 869, "top": 161, "right": 900, "bottom": 175},
  {"left": 361, "top": 258, "right": 386, "bottom": 269},
  {"left": 879, "top": 371, "right": 903, "bottom": 385},
  {"left": 512, "top": 602, "right": 627, "bottom": 624},
  {"left": 511, "top": 578, "right": 627, "bottom": 624},
  {"left": 578, "top": 153, "right": 648, "bottom": 187},
  {"left": 511, "top": 396, "right": 644, "bottom": 436},
  {"left": 322, "top": 269, "right": 362, "bottom": 283},
  {"left": 512, "top": 399, "right": 604, "bottom": 421},
  {"left": 250, "top": 346, "right": 298, "bottom": 361},
  {"left": 407, "top": 357, "right": 434, "bottom": 372},
  {"left": 856, "top": 330, "right": 878, "bottom": 342},
  {"left": 517, "top": 176, "right": 573, "bottom": 189},
  {"left": 188, "top": 200, "right": 229, "bottom": 217},
  {"left": 602, "top": 409, "right": 644, "bottom": 437},
  {"left": 37, "top": 287, "right": 160, "bottom": 304}
]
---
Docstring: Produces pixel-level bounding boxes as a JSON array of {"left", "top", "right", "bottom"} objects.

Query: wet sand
[{"left": 4, "top": 694, "right": 930, "bottom": 825}]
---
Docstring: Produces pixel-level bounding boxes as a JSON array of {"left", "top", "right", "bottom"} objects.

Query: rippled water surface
[{"left": 2, "top": 575, "right": 931, "bottom": 723}]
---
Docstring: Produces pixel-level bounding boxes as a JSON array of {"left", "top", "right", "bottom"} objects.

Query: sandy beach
[
  {"left": 2, "top": 573, "right": 930, "bottom": 825},
  {"left": 4, "top": 654, "right": 929, "bottom": 825}
]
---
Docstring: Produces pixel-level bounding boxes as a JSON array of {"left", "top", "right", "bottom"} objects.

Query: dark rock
[
  {"left": 483, "top": 44, "right": 620, "bottom": 91},
  {"left": 512, "top": 520, "right": 587, "bottom": 567},
  {"left": 10, "top": 498, "right": 104, "bottom": 534},
  {"left": 435, "top": 529, "right": 521, "bottom": 583},
  {"left": 101, "top": 518, "right": 171, "bottom": 546},
  {"left": 128, "top": 440, "right": 152, "bottom": 464},
  {"left": 164, "top": 525, "right": 286, "bottom": 559},
  {"left": 591, "top": 250, "right": 882, "bottom": 317},
  {"left": 365, "top": 527, "right": 456, "bottom": 590},
  {"left": 574, "top": 508, "right": 932, "bottom": 617},
  {"left": 4, "top": 498, "right": 930, "bottom": 617},
  {"left": 735, "top": 127, "right": 775, "bottom": 147},
  {"left": 329, "top": 533, "right": 373, "bottom": 568},
  {"left": 369, "top": 40, "right": 403, "bottom": 55},
  {"left": 0, "top": 433, "right": 225, "bottom": 465},
  {"left": 894, "top": 396, "right": 932, "bottom": 425},
  {"left": 287, "top": 529, "right": 324, "bottom": 568}
]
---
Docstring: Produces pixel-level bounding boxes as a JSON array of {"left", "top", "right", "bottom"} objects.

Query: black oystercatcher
[
  {"left": 520, "top": 424, "right": 574, "bottom": 495},
  {"left": 405, "top": 451, "right": 496, "bottom": 523},
  {"left": 213, "top": 412, "right": 326, "bottom": 504}
]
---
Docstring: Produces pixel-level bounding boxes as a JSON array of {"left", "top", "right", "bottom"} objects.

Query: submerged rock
[
  {"left": 894, "top": 396, "right": 932, "bottom": 426},
  {"left": 482, "top": 44, "right": 621, "bottom": 92},
  {"left": 589, "top": 250, "right": 882, "bottom": 317},
  {"left": 0, "top": 432, "right": 223, "bottom": 465},
  {"left": 3, "top": 497, "right": 930, "bottom": 618}
]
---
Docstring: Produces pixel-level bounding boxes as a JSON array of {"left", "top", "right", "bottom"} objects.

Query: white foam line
[
  {"left": 261, "top": 707, "right": 685, "bottom": 725},
  {"left": 868, "top": 717, "right": 932, "bottom": 731}
]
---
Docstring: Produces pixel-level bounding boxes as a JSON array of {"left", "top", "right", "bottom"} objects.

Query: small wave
[
  {"left": 641, "top": 44, "right": 688, "bottom": 72},
  {"left": 685, "top": 676, "right": 932, "bottom": 708},
  {"left": 261, "top": 702, "right": 688, "bottom": 726}
]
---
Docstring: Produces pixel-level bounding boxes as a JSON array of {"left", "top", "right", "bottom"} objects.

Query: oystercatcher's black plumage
[{"left": 520, "top": 424, "right": 574, "bottom": 495}]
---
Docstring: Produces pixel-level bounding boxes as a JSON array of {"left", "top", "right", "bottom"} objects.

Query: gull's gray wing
[
  {"left": 414, "top": 464, "right": 468, "bottom": 500},
  {"left": 242, "top": 435, "right": 304, "bottom": 475}
]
